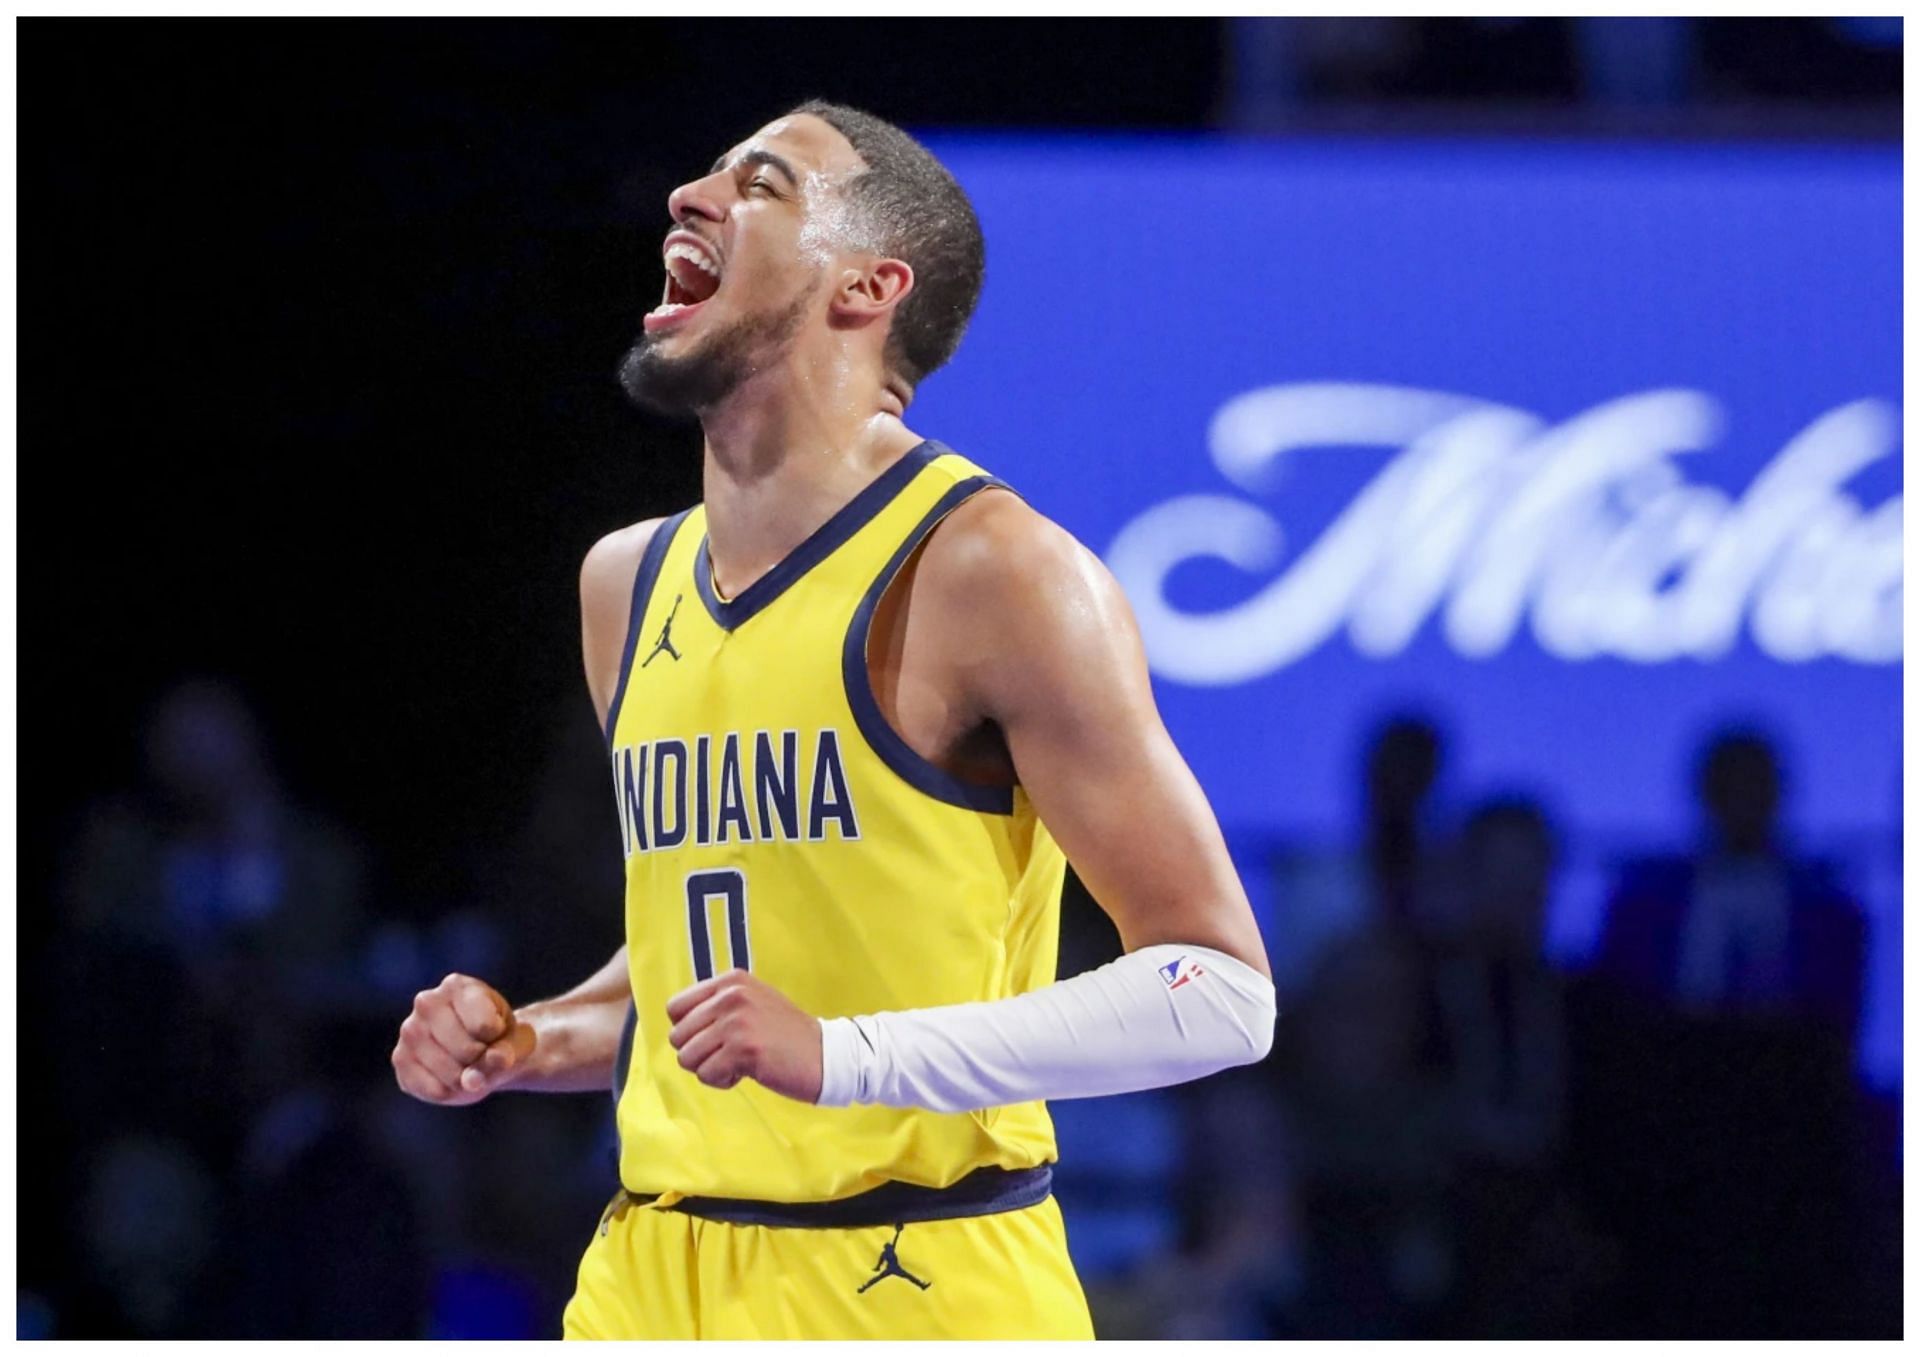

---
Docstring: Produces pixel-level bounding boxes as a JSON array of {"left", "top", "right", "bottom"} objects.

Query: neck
[{"left": 697, "top": 353, "right": 920, "bottom": 598}]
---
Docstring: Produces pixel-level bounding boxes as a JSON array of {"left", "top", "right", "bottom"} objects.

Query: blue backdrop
[{"left": 916, "top": 135, "right": 1902, "bottom": 1086}]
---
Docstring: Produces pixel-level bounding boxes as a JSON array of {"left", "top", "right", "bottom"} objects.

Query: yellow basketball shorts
[{"left": 561, "top": 1189, "right": 1094, "bottom": 1340}]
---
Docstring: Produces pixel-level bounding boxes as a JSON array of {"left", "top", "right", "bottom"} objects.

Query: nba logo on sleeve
[{"left": 1158, "top": 956, "right": 1205, "bottom": 991}]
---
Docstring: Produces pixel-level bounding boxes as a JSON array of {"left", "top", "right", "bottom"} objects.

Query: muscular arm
[
  {"left": 392, "top": 947, "right": 635, "bottom": 1102},
  {"left": 506, "top": 946, "right": 634, "bottom": 1092},
  {"left": 936, "top": 490, "right": 1269, "bottom": 975},
  {"left": 666, "top": 491, "right": 1275, "bottom": 1111}
]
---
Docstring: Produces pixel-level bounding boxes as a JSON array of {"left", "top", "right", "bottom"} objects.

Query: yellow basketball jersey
[{"left": 603, "top": 441, "right": 1065, "bottom": 1204}]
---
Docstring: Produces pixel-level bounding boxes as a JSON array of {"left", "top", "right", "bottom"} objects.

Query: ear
[{"left": 828, "top": 257, "right": 915, "bottom": 324}]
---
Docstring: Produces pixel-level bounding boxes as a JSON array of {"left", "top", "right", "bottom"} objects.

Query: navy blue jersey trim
[
  {"left": 659, "top": 1164, "right": 1054, "bottom": 1229},
  {"left": 605, "top": 508, "right": 692, "bottom": 747},
  {"left": 693, "top": 440, "right": 943, "bottom": 632},
  {"left": 842, "top": 475, "right": 1018, "bottom": 816},
  {"left": 608, "top": 998, "right": 638, "bottom": 1180},
  {"left": 611, "top": 998, "right": 638, "bottom": 1107}
]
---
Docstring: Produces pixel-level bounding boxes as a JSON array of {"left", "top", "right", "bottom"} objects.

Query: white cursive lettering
[{"left": 1104, "top": 384, "right": 1902, "bottom": 685}]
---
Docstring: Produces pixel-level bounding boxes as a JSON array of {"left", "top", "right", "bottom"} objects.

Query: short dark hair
[{"left": 787, "top": 100, "right": 985, "bottom": 395}]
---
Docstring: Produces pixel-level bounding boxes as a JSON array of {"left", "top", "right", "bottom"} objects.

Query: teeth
[{"left": 664, "top": 241, "right": 719, "bottom": 277}]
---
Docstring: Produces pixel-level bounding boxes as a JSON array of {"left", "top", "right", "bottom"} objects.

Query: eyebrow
[{"left": 710, "top": 148, "right": 800, "bottom": 189}]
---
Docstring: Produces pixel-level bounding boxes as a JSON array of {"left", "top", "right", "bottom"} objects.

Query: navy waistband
[{"left": 641, "top": 1164, "right": 1053, "bottom": 1230}]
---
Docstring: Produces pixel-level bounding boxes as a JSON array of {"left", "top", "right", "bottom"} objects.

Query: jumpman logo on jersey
[
  {"left": 642, "top": 594, "right": 684, "bottom": 667},
  {"left": 857, "top": 1223, "right": 931, "bottom": 1293}
]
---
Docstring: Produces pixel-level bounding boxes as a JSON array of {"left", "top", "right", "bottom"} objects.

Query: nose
[{"left": 667, "top": 172, "right": 726, "bottom": 228}]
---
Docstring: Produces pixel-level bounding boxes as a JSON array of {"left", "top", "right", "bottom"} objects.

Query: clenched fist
[
  {"left": 666, "top": 969, "right": 824, "bottom": 1103},
  {"left": 391, "top": 973, "right": 535, "bottom": 1106}
]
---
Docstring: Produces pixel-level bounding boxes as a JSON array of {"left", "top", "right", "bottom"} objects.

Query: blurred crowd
[
  {"left": 19, "top": 681, "right": 1900, "bottom": 1338},
  {"left": 1060, "top": 716, "right": 1899, "bottom": 1339},
  {"left": 22, "top": 679, "right": 624, "bottom": 1338},
  {"left": 1225, "top": 17, "right": 1901, "bottom": 125}
]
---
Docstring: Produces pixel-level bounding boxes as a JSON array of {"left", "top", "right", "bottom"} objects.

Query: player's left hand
[{"left": 665, "top": 969, "right": 824, "bottom": 1103}]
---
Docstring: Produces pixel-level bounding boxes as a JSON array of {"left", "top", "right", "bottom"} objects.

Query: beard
[{"left": 617, "top": 285, "right": 813, "bottom": 418}]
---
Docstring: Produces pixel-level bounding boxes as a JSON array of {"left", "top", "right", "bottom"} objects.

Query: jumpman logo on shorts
[
  {"left": 857, "top": 1223, "right": 931, "bottom": 1293},
  {"left": 643, "top": 595, "right": 683, "bottom": 667}
]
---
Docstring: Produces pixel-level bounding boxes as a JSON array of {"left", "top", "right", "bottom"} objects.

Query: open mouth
[{"left": 647, "top": 236, "right": 722, "bottom": 330}]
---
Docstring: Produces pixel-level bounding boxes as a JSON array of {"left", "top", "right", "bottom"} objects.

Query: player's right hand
[{"left": 391, "top": 973, "right": 534, "bottom": 1106}]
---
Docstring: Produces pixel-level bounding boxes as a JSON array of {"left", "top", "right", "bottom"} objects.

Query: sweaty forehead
[{"left": 717, "top": 114, "right": 866, "bottom": 184}]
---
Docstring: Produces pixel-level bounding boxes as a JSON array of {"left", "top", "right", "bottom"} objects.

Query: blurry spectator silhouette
[
  {"left": 53, "top": 677, "right": 371, "bottom": 1155},
  {"left": 1596, "top": 727, "right": 1864, "bottom": 1037},
  {"left": 227, "top": 1082, "right": 429, "bottom": 1339},
  {"left": 1258, "top": 926, "right": 1458, "bottom": 1338},
  {"left": 1430, "top": 797, "right": 1605, "bottom": 1336},
  {"left": 1573, "top": 726, "right": 1869, "bottom": 1336},
  {"left": 1434, "top": 799, "right": 1565, "bottom": 1169},
  {"left": 1151, "top": 920, "right": 1456, "bottom": 1340},
  {"left": 1196, "top": 796, "right": 1603, "bottom": 1339},
  {"left": 68, "top": 1134, "right": 221, "bottom": 1338},
  {"left": 1161, "top": 711, "right": 1464, "bottom": 1337},
  {"left": 64, "top": 677, "right": 368, "bottom": 967},
  {"left": 57, "top": 677, "right": 370, "bottom": 982},
  {"left": 1269, "top": 713, "right": 1455, "bottom": 992},
  {"left": 45, "top": 677, "right": 384, "bottom": 1336},
  {"left": 1364, "top": 716, "right": 1447, "bottom": 924}
]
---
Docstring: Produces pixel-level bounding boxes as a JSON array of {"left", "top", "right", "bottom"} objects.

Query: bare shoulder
[
  {"left": 581, "top": 517, "right": 668, "bottom": 606},
  {"left": 914, "top": 488, "right": 1150, "bottom": 728},
  {"left": 915, "top": 487, "right": 1136, "bottom": 646},
  {"left": 581, "top": 516, "right": 671, "bottom": 723}
]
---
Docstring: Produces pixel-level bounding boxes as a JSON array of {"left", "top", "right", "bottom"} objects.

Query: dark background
[
  {"left": 24, "top": 18, "right": 1234, "bottom": 928},
  {"left": 20, "top": 17, "right": 1902, "bottom": 1339}
]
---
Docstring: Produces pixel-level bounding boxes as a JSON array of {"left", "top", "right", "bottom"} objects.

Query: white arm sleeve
[{"left": 814, "top": 942, "right": 1276, "bottom": 1113}]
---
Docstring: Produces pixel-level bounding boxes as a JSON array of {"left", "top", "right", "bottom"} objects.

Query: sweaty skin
[
  {"left": 587, "top": 473, "right": 1270, "bottom": 1102},
  {"left": 393, "top": 112, "right": 1269, "bottom": 1109}
]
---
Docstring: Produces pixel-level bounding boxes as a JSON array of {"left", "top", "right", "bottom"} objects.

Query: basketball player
[{"left": 390, "top": 101, "right": 1276, "bottom": 1340}]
